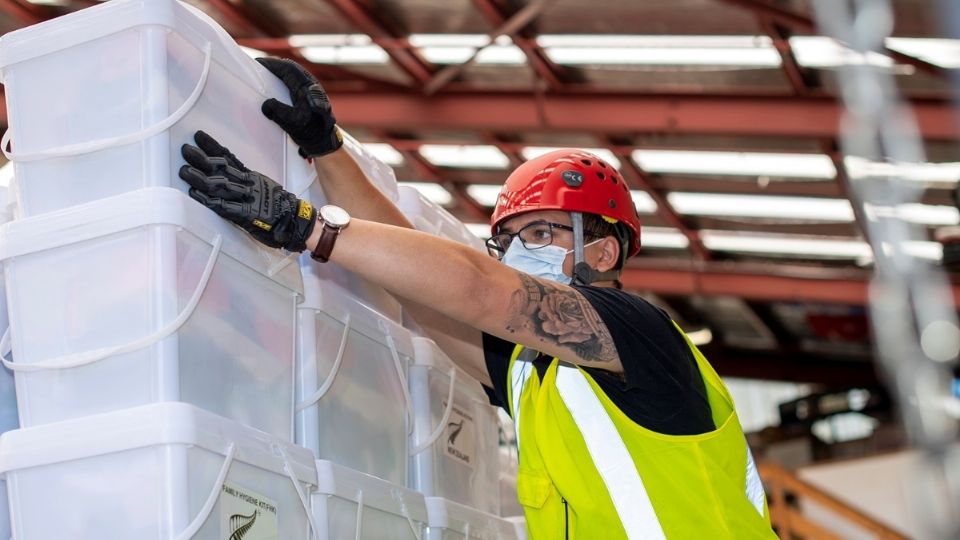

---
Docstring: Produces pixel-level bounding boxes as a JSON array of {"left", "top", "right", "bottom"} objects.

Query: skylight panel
[
  {"left": 640, "top": 227, "right": 690, "bottom": 249},
  {"left": 419, "top": 145, "right": 510, "bottom": 169},
  {"left": 521, "top": 147, "right": 622, "bottom": 168},
  {"left": 398, "top": 182, "right": 453, "bottom": 206},
  {"left": 701, "top": 231, "right": 872, "bottom": 258},
  {"left": 790, "top": 36, "right": 895, "bottom": 68},
  {"left": 290, "top": 34, "right": 389, "bottom": 64},
  {"left": 465, "top": 185, "right": 504, "bottom": 206},
  {"left": 886, "top": 37, "right": 960, "bottom": 69},
  {"left": 845, "top": 157, "right": 960, "bottom": 185},
  {"left": 667, "top": 193, "right": 855, "bottom": 221},
  {"left": 537, "top": 35, "right": 780, "bottom": 67},
  {"left": 630, "top": 191, "right": 659, "bottom": 214},
  {"left": 632, "top": 150, "right": 837, "bottom": 179}
]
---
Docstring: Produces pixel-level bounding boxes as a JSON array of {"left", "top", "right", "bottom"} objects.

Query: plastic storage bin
[
  {"left": 409, "top": 337, "right": 500, "bottom": 514},
  {"left": 424, "top": 497, "right": 519, "bottom": 540},
  {"left": 397, "top": 186, "right": 485, "bottom": 252},
  {"left": 296, "top": 284, "right": 413, "bottom": 484},
  {"left": 290, "top": 132, "right": 403, "bottom": 322},
  {"left": 0, "top": 402, "right": 318, "bottom": 540},
  {"left": 0, "top": 184, "right": 13, "bottom": 540},
  {"left": 0, "top": 187, "right": 302, "bottom": 439},
  {"left": 0, "top": 0, "right": 302, "bottom": 217},
  {"left": 312, "top": 459, "right": 428, "bottom": 540}
]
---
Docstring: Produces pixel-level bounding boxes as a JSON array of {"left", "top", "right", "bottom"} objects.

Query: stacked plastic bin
[
  {"left": 0, "top": 1, "right": 318, "bottom": 538},
  {"left": 0, "top": 1, "right": 524, "bottom": 538}
]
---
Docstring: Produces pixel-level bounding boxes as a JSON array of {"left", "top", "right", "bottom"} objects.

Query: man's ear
[{"left": 594, "top": 236, "right": 622, "bottom": 272}]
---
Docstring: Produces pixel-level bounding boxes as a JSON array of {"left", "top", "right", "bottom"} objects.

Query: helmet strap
[{"left": 569, "top": 212, "right": 620, "bottom": 286}]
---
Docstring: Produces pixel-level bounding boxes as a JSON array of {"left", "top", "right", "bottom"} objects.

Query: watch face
[{"left": 320, "top": 205, "right": 351, "bottom": 227}]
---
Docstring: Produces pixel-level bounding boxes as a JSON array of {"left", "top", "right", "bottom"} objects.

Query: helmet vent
[
  {"left": 608, "top": 199, "right": 617, "bottom": 208},
  {"left": 597, "top": 172, "right": 606, "bottom": 181},
  {"left": 610, "top": 175, "right": 617, "bottom": 184},
  {"left": 581, "top": 159, "right": 592, "bottom": 166}
]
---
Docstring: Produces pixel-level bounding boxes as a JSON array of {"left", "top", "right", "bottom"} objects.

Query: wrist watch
[{"left": 310, "top": 204, "right": 351, "bottom": 262}]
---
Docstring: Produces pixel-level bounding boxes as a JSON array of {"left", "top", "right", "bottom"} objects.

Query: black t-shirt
[{"left": 482, "top": 286, "right": 715, "bottom": 436}]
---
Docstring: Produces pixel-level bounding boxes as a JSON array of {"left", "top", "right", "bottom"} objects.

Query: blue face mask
[{"left": 502, "top": 237, "right": 572, "bottom": 284}]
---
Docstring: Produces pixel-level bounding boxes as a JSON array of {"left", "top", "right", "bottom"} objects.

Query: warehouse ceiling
[{"left": 1, "top": 0, "right": 959, "bottom": 388}]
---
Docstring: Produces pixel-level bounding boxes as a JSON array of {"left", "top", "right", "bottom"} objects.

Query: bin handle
[
  {"left": 0, "top": 327, "right": 10, "bottom": 362},
  {"left": 354, "top": 490, "right": 365, "bottom": 540},
  {"left": 276, "top": 445, "right": 322, "bottom": 540},
  {"left": 296, "top": 314, "right": 352, "bottom": 411},
  {"left": 1, "top": 42, "right": 212, "bottom": 162},
  {"left": 409, "top": 367, "right": 457, "bottom": 456},
  {"left": 173, "top": 442, "right": 236, "bottom": 540},
  {"left": 381, "top": 320, "right": 415, "bottom": 436},
  {"left": 1, "top": 234, "right": 223, "bottom": 372}
]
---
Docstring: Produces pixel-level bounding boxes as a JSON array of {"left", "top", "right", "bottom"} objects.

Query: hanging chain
[{"left": 811, "top": 1, "right": 960, "bottom": 537}]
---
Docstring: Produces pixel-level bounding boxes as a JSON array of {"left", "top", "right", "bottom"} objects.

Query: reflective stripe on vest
[
  {"left": 745, "top": 447, "right": 765, "bottom": 516},
  {"left": 510, "top": 360, "right": 534, "bottom": 453},
  {"left": 554, "top": 365, "right": 667, "bottom": 540}
]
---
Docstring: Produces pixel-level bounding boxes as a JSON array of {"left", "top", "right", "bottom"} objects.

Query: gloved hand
[
  {"left": 179, "top": 130, "right": 317, "bottom": 252},
  {"left": 257, "top": 57, "right": 343, "bottom": 158}
]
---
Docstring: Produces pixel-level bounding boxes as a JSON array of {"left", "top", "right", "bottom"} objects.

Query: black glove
[
  {"left": 179, "top": 130, "right": 317, "bottom": 252},
  {"left": 257, "top": 57, "right": 343, "bottom": 158}
]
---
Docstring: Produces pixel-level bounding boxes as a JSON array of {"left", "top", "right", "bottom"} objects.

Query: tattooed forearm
[{"left": 506, "top": 274, "right": 618, "bottom": 364}]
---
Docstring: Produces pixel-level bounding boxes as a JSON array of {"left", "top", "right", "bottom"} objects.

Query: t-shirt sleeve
[
  {"left": 571, "top": 286, "right": 710, "bottom": 427},
  {"left": 481, "top": 331, "right": 514, "bottom": 413}
]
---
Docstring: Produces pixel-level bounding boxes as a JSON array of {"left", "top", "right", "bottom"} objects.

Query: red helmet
[{"left": 490, "top": 149, "right": 642, "bottom": 256}]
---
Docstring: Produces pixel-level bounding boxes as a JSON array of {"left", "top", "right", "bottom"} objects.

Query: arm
[
  {"left": 179, "top": 134, "right": 623, "bottom": 374},
  {"left": 308, "top": 220, "right": 624, "bottom": 374},
  {"left": 255, "top": 57, "right": 493, "bottom": 380}
]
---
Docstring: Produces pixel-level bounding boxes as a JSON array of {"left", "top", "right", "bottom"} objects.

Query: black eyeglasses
[{"left": 486, "top": 220, "right": 589, "bottom": 260}]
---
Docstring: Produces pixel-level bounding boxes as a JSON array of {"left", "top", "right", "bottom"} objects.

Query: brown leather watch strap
[{"left": 310, "top": 223, "right": 340, "bottom": 262}]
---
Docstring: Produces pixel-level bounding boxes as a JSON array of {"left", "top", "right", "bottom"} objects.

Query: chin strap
[{"left": 570, "top": 212, "right": 620, "bottom": 286}]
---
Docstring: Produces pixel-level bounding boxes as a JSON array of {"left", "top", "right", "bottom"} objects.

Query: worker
[{"left": 178, "top": 57, "right": 779, "bottom": 539}]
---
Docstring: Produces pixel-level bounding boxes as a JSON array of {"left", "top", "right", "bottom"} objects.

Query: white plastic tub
[
  {"left": 0, "top": 187, "right": 301, "bottom": 439},
  {"left": 0, "top": 184, "right": 12, "bottom": 540},
  {"left": 312, "top": 459, "right": 428, "bottom": 540},
  {"left": 0, "top": 0, "right": 302, "bottom": 217},
  {"left": 424, "top": 497, "right": 519, "bottom": 540},
  {"left": 0, "top": 402, "right": 318, "bottom": 540},
  {"left": 397, "top": 186, "right": 485, "bottom": 252},
  {"left": 409, "top": 338, "right": 500, "bottom": 514},
  {"left": 296, "top": 284, "right": 413, "bottom": 484}
]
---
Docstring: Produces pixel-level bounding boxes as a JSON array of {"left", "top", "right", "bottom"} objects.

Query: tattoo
[{"left": 506, "top": 274, "right": 618, "bottom": 363}]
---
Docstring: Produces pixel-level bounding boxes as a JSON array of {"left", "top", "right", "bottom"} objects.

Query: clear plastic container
[
  {"left": 0, "top": 0, "right": 300, "bottom": 217},
  {"left": 397, "top": 186, "right": 485, "bottom": 252},
  {"left": 296, "top": 284, "right": 413, "bottom": 484},
  {"left": 409, "top": 337, "right": 501, "bottom": 514},
  {"left": 0, "top": 402, "right": 318, "bottom": 540},
  {"left": 312, "top": 459, "right": 428, "bottom": 540},
  {"left": 0, "top": 187, "right": 302, "bottom": 439},
  {"left": 424, "top": 497, "right": 520, "bottom": 540}
]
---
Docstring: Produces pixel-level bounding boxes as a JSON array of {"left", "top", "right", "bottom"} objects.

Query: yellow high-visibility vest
[{"left": 506, "top": 322, "right": 778, "bottom": 539}]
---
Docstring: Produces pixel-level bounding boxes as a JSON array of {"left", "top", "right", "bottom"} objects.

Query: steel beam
[
  {"left": 323, "top": 0, "right": 433, "bottom": 85},
  {"left": 618, "top": 258, "right": 960, "bottom": 306},
  {"left": 718, "top": 0, "right": 947, "bottom": 79},
  {"left": 0, "top": 0, "right": 43, "bottom": 26},
  {"left": 325, "top": 92, "right": 960, "bottom": 140},
  {"left": 704, "top": 345, "right": 880, "bottom": 386}
]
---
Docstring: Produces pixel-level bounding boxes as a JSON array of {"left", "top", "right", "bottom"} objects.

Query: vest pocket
[{"left": 516, "top": 467, "right": 553, "bottom": 509}]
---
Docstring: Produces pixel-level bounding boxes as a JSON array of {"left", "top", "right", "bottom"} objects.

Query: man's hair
[{"left": 582, "top": 213, "right": 632, "bottom": 271}]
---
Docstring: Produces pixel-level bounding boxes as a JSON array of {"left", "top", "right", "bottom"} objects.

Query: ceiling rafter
[
  {"left": 823, "top": 140, "right": 874, "bottom": 247},
  {"left": 322, "top": 0, "right": 433, "bottom": 86},
  {"left": 718, "top": 0, "right": 948, "bottom": 79},
  {"left": 375, "top": 131, "right": 492, "bottom": 221},
  {"left": 759, "top": 16, "right": 813, "bottom": 95},
  {"left": 601, "top": 135, "right": 711, "bottom": 261},
  {"left": 322, "top": 92, "right": 960, "bottom": 140},
  {"left": 423, "top": 0, "right": 556, "bottom": 95},
  {"left": 470, "top": 0, "right": 567, "bottom": 90}
]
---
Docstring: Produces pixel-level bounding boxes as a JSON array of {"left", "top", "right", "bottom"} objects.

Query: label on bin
[
  {"left": 443, "top": 400, "right": 475, "bottom": 468},
  {"left": 220, "top": 482, "right": 279, "bottom": 540}
]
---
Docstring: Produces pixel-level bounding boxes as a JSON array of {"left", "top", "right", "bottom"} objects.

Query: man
[{"left": 179, "top": 57, "right": 778, "bottom": 539}]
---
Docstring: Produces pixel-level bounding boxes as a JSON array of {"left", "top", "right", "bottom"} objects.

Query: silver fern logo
[{"left": 228, "top": 510, "right": 258, "bottom": 540}]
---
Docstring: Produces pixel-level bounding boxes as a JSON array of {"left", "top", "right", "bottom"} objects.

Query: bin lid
[
  {"left": 314, "top": 459, "right": 428, "bottom": 523},
  {"left": 425, "top": 496, "right": 519, "bottom": 538},
  {"left": 0, "top": 402, "right": 317, "bottom": 485}
]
